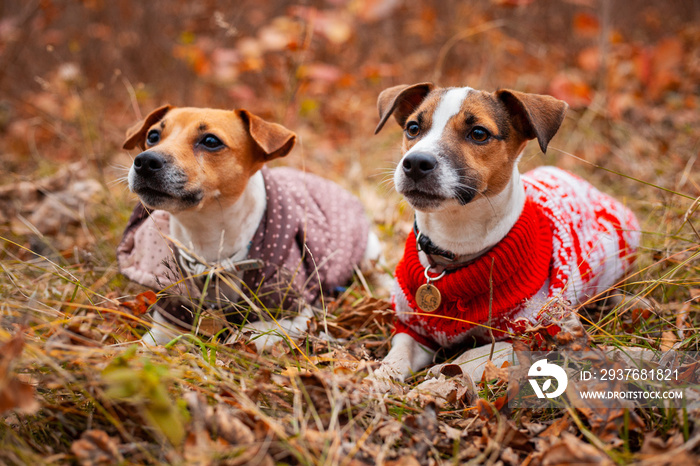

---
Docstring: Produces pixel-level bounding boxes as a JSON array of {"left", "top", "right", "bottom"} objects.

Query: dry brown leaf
[
  {"left": 501, "top": 446, "right": 521, "bottom": 466},
  {"left": 402, "top": 402, "right": 438, "bottom": 458},
  {"left": 540, "top": 432, "right": 614, "bottom": 466},
  {"left": 649, "top": 37, "right": 684, "bottom": 100},
  {"left": 326, "top": 297, "right": 393, "bottom": 339},
  {"left": 571, "top": 383, "right": 645, "bottom": 444},
  {"left": 660, "top": 331, "right": 677, "bottom": 352},
  {"left": 538, "top": 415, "right": 571, "bottom": 439},
  {"left": 24, "top": 179, "right": 102, "bottom": 235},
  {"left": 549, "top": 72, "right": 593, "bottom": 108},
  {"left": 500, "top": 420, "right": 533, "bottom": 452},
  {"left": 483, "top": 359, "right": 509, "bottom": 384},
  {"left": 0, "top": 334, "right": 39, "bottom": 415},
  {"left": 71, "top": 430, "right": 124, "bottom": 466},
  {"left": 385, "top": 456, "right": 421, "bottom": 466},
  {"left": 0, "top": 378, "right": 39, "bottom": 415},
  {"left": 640, "top": 431, "right": 684, "bottom": 456},
  {"left": 572, "top": 12, "right": 600, "bottom": 38},
  {"left": 207, "top": 406, "right": 257, "bottom": 445},
  {"left": 65, "top": 315, "right": 104, "bottom": 347},
  {"left": 675, "top": 302, "right": 691, "bottom": 339},
  {"left": 676, "top": 361, "right": 700, "bottom": 384},
  {"left": 491, "top": 0, "right": 536, "bottom": 7},
  {"left": 183, "top": 429, "right": 234, "bottom": 466},
  {"left": 407, "top": 370, "right": 477, "bottom": 408},
  {"left": 476, "top": 398, "right": 497, "bottom": 421},
  {"left": 184, "top": 392, "right": 273, "bottom": 465}
]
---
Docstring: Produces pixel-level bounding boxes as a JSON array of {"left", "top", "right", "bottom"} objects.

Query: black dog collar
[{"left": 413, "top": 219, "right": 457, "bottom": 262}]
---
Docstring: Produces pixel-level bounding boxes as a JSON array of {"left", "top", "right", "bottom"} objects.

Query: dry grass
[{"left": 2, "top": 1, "right": 700, "bottom": 464}]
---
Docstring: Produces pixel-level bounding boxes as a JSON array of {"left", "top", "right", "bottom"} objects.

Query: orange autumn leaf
[
  {"left": 573, "top": 12, "right": 600, "bottom": 38},
  {"left": 120, "top": 290, "right": 158, "bottom": 316}
]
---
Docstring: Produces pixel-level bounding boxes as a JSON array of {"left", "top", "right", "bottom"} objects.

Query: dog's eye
[
  {"left": 146, "top": 130, "right": 160, "bottom": 145},
  {"left": 468, "top": 127, "right": 490, "bottom": 143},
  {"left": 200, "top": 134, "right": 224, "bottom": 150},
  {"left": 405, "top": 122, "right": 421, "bottom": 139}
]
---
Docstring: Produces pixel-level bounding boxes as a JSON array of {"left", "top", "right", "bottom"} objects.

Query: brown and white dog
[
  {"left": 368, "top": 83, "right": 640, "bottom": 388},
  {"left": 117, "top": 106, "right": 381, "bottom": 348}
]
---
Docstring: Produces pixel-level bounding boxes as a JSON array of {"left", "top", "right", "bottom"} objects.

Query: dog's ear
[
  {"left": 237, "top": 109, "right": 296, "bottom": 161},
  {"left": 122, "top": 105, "right": 173, "bottom": 151},
  {"left": 495, "top": 90, "right": 568, "bottom": 153},
  {"left": 375, "top": 82, "right": 434, "bottom": 134}
]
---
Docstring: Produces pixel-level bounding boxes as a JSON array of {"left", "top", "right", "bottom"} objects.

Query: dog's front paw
[
  {"left": 141, "top": 311, "right": 182, "bottom": 346},
  {"left": 406, "top": 364, "right": 477, "bottom": 408},
  {"left": 364, "top": 364, "right": 405, "bottom": 394}
]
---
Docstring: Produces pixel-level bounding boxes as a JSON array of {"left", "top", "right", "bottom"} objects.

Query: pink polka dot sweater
[
  {"left": 392, "top": 166, "right": 641, "bottom": 349},
  {"left": 117, "top": 167, "right": 369, "bottom": 324}
]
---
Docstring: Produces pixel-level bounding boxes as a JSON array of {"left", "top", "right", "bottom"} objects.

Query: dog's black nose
[
  {"left": 402, "top": 152, "right": 437, "bottom": 181},
  {"left": 133, "top": 152, "right": 166, "bottom": 177}
]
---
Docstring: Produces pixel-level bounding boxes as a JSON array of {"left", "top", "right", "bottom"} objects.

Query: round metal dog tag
[{"left": 416, "top": 283, "right": 441, "bottom": 313}]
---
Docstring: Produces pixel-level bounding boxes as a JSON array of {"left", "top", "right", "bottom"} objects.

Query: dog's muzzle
[
  {"left": 133, "top": 151, "right": 167, "bottom": 179},
  {"left": 129, "top": 151, "right": 201, "bottom": 210}
]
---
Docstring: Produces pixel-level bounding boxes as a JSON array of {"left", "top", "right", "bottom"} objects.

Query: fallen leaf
[
  {"left": 65, "top": 315, "right": 104, "bottom": 347},
  {"left": 326, "top": 297, "right": 393, "bottom": 339},
  {"left": 635, "top": 430, "right": 700, "bottom": 466},
  {"left": 539, "top": 415, "right": 571, "bottom": 439},
  {"left": 491, "top": 0, "right": 535, "bottom": 6},
  {"left": 402, "top": 402, "right": 438, "bottom": 458},
  {"left": 501, "top": 446, "right": 521, "bottom": 465},
  {"left": 120, "top": 290, "right": 158, "bottom": 316},
  {"left": 483, "top": 359, "right": 509, "bottom": 384},
  {"left": 675, "top": 302, "right": 691, "bottom": 340},
  {"left": 569, "top": 380, "right": 645, "bottom": 444},
  {"left": 660, "top": 331, "right": 677, "bottom": 351},
  {"left": 0, "top": 334, "right": 39, "bottom": 415},
  {"left": 385, "top": 456, "right": 421, "bottom": 466},
  {"left": 573, "top": 12, "right": 600, "bottom": 38},
  {"left": 23, "top": 179, "right": 102, "bottom": 235},
  {"left": 407, "top": 370, "right": 477, "bottom": 408},
  {"left": 540, "top": 432, "right": 614, "bottom": 465},
  {"left": 578, "top": 46, "right": 600, "bottom": 72},
  {"left": 476, "top": 398, "right": 497, "bottom": 421},
  {"left": 648, "top": 37, "right": 684, "bottom": 100},
  {"left": 549, "top": 72, "right": 594, "bottom": 108},
  {"left": 353, "top": 0, "right": 402, "bottom": 22},
  {"left": 71, "top": 430, "right": 124, "bottom": 466}
]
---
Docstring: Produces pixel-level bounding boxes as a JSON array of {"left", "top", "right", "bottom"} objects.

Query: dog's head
[
  {"left": 375, "top": 84, "right": 568, "bottom": 212},
  {"left": 123, "top": 106, "right": 296, "bottom": 212}
]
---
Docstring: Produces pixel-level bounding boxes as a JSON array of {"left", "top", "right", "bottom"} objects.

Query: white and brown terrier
[
  {"left": 117, "top": 106, "right": 381, "bottom": 348},
  {"left": 369, "top": 83, "right": 640, "bottom": 388}
]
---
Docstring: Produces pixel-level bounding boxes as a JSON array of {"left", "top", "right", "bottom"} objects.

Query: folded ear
[
  {"left": 122, "top": 105, "right": 173, "bottom": 150},
  {"left": 237, "top": 109, "right": 296, "bottom": 161},
  {"left": 375, "top": 82, "right": 434, "bottom": 134},
  {"left": 495, "top": 90, "right": 568, "bottom": 153}
]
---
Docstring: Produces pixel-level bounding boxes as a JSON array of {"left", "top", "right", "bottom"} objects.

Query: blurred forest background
[{"left": 2, "top": 0, "right": 700, "bottom": 464}]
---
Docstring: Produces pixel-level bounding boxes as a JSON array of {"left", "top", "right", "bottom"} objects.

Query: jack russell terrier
[
  {"left": 117, "top": 106, "right": 381, "bottom": 347},
  {"left": 369, "top": 83, "right": 640, "bottom": 387}
]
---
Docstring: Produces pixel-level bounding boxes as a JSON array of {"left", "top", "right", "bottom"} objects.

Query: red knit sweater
[
  {"left": 394, "top": 200, "right": 553, "bottom": 349},
  {"left": 392, "top": 166, "right": 640, "bottom": 350}
]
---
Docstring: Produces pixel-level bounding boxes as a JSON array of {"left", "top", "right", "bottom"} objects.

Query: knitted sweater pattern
[
  {"left": 393, "top": 166, "right": 640, "bottom": 349},
  {"left": 117, "top": 166, "right": 369, "bottom": 323}
]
